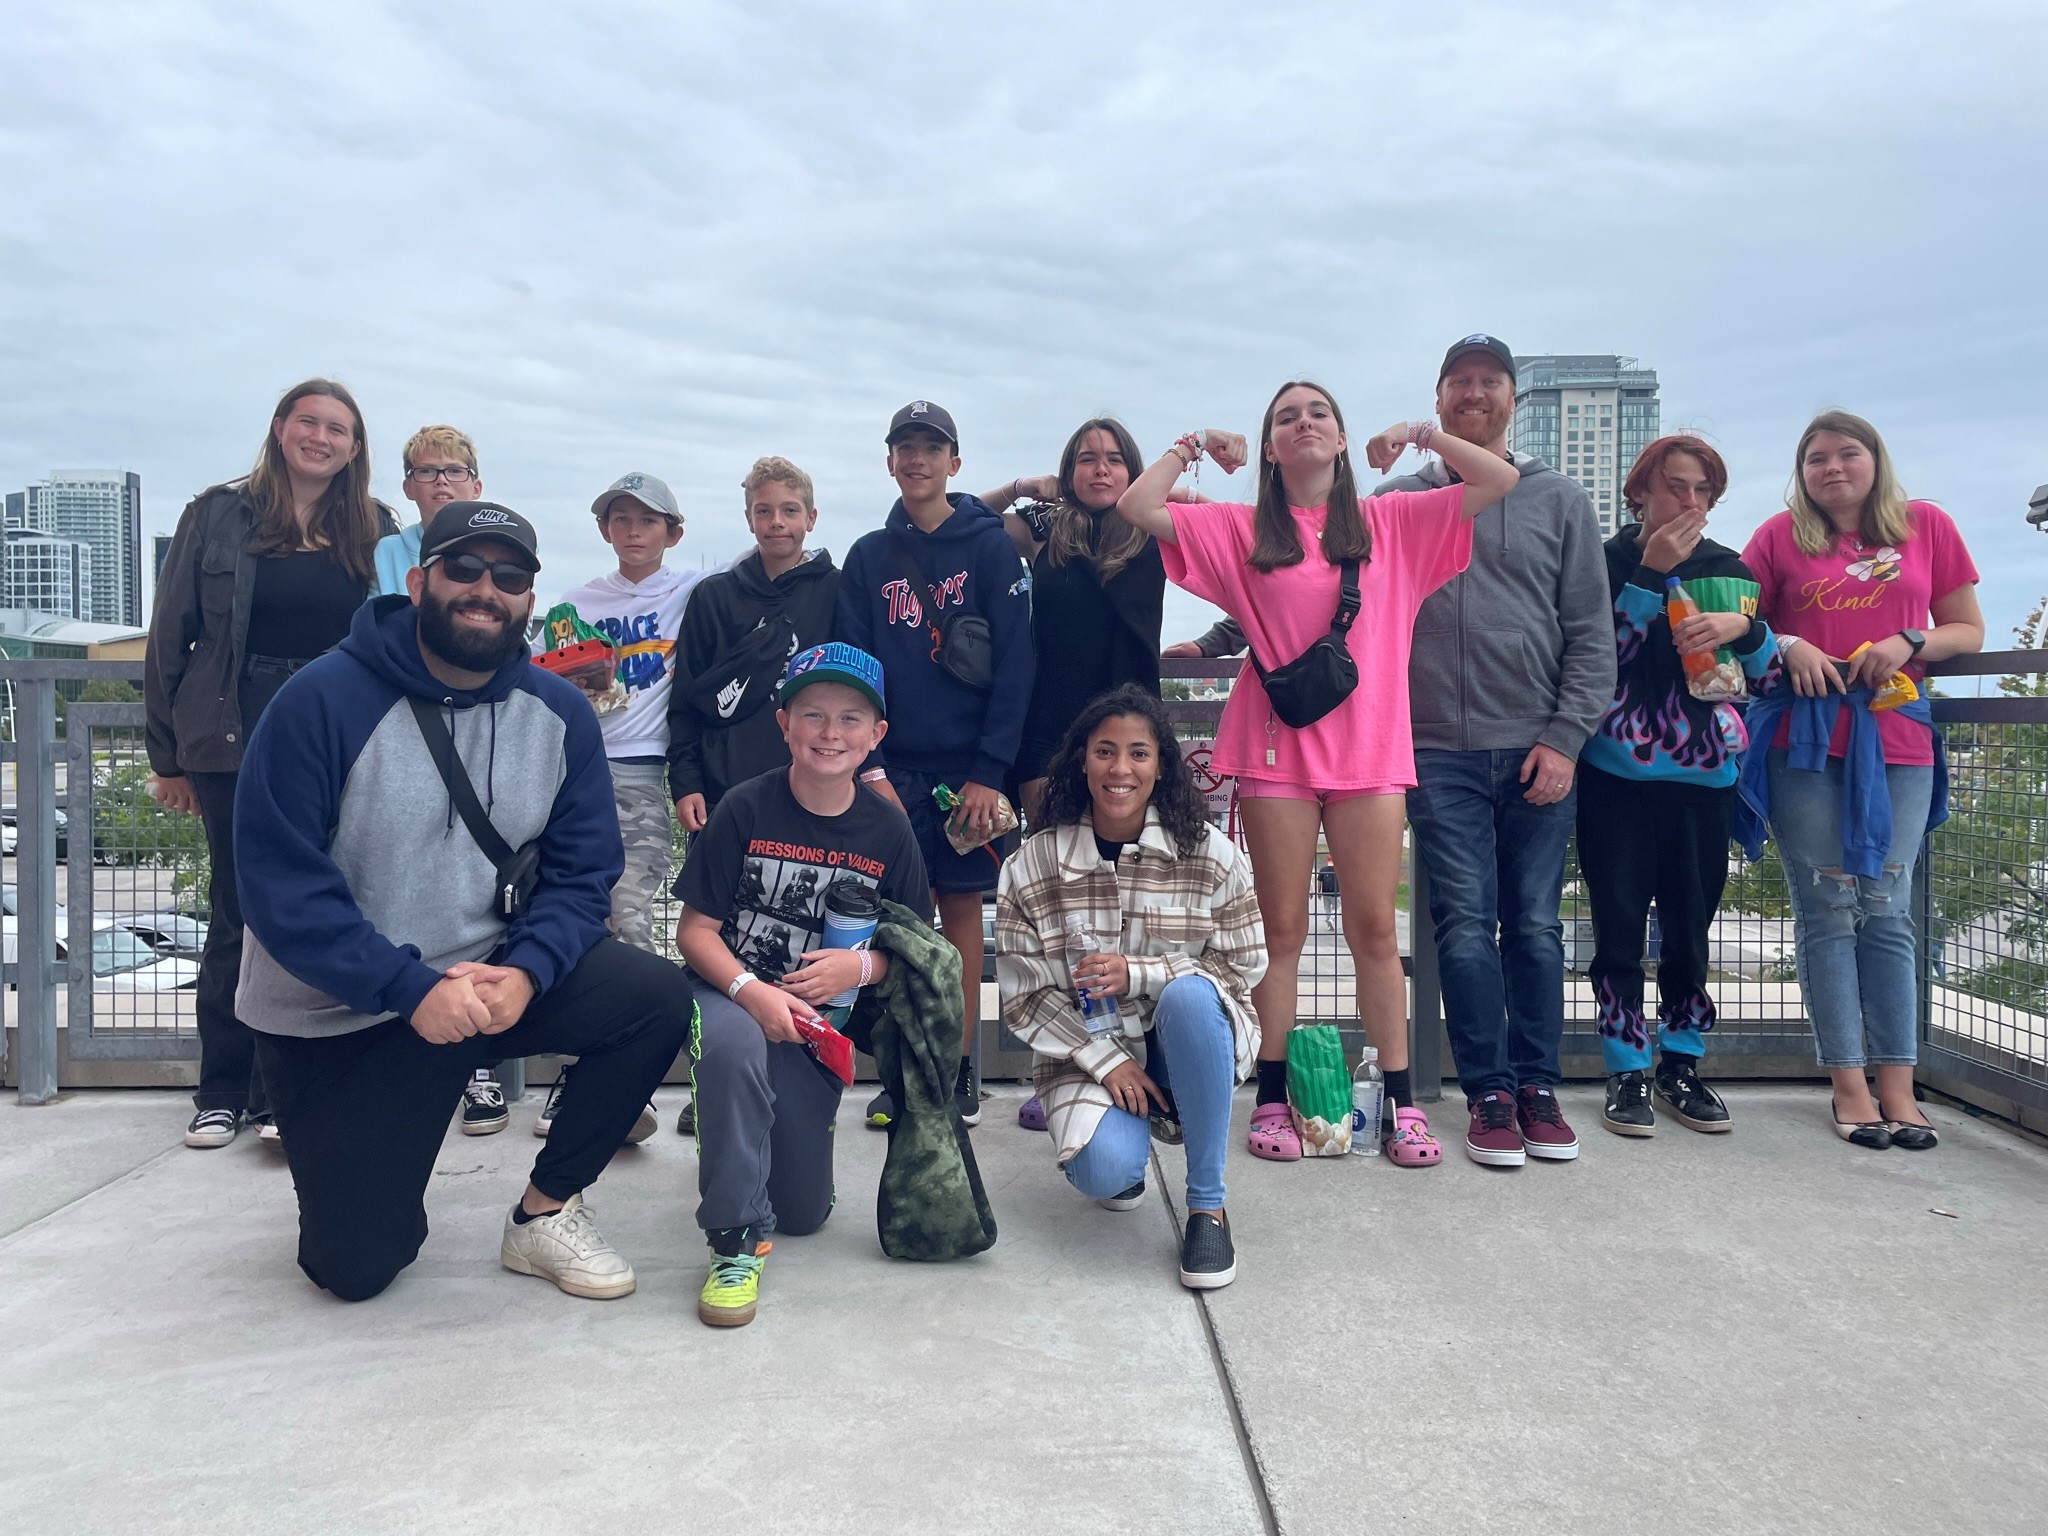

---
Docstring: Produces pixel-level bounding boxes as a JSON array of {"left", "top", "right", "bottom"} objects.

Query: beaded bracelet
[
  {"left": 1411, "top": 418, "right": 1437, "bottom": 452},
  {"left": 858, "top": 949, "right": 875, "bottom": 988}
]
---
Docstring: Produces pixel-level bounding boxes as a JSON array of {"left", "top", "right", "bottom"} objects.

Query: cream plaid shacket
[{"left": 995, "top": 808, "right": 1266, "bottom": 1163}]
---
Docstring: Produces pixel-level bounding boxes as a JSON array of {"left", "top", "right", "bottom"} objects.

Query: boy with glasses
[{"left": 376, "top": 426, "right": 513, "bottom": 1134}]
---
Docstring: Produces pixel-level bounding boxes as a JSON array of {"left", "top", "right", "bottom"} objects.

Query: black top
[
  {"left": 1018, "top": 511, "right": 1166, "bottom": 780},
  {"left": 1093, "top": 834, "right": 1126, "bottom": 865},
  {"left": 674, "top": 768, "right": 932, "bottom": 982},
  {"left": 244, "top": 548, "right": 368, "bottom": 661}
]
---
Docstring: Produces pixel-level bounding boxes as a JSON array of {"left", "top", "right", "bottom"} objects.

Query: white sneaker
[
  {"left": 257, "top": 1119, "right": 284, "bottom": 1149},
  {"left": 184, "top": 1108, "right": 239, "bottom": 1149},
  {"left": 499, "top": 1192, "right": 636, "bottom": 1299},
  {"left": 626, "top": 1102, "right": 659, "bottom": 1145}
]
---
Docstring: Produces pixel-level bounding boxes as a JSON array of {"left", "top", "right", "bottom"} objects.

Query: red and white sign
[{"left": 1182, "top": 737, "right": 1237, "bottom": 819}]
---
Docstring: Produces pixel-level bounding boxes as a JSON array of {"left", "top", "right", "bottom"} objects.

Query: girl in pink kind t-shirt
[{"left": 1117, "top": 381, "right": 1521, "bottom": 1167}]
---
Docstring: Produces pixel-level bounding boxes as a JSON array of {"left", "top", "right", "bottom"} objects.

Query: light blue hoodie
[{"left": 372, "top": 525, "right": 425, "bottom": 597}]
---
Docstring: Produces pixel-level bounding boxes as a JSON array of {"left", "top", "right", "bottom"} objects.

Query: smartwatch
[{"left": 1898, "top": 629, "right": 1927, "bottom": 658}]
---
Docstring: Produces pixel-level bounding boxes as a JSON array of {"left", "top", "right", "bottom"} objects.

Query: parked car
[
  {"left": 3, "top": 917, "right": 199, "bottom": 991},
  {"left": 0, "top": 806, "right": 64, "bottom": 858},
  {"left": 1, "top": 884, "right": 70, "bottom": 929},
  {"left": 123, "top": 913, "right": 209, "bottom": 958}
]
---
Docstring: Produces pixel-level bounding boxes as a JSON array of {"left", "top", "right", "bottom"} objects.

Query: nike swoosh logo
[{"left": 716, "top": 677, "right": 748, "bottom": 719}]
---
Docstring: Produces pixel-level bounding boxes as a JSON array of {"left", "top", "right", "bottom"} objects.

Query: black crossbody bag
[
  {"left": 409, "top": 697, "right": 541, "bottom": 921},
  {"left": 1248, "top": 558, "right": 1362, "bottom": 729},
  {"left": 888, "top": 529, "right": 994, "bottom": 691}
]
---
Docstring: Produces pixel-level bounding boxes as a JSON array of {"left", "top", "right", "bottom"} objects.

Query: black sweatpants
[
  {"left": 1574, "top": 762, "right": 1735, "bottom": 1074},
  {"left": 190, "top": 769, "right": 267, "bottom": 1116},
  {"left": 255, "top": 937, "right": 694, "bottom": 1302}
]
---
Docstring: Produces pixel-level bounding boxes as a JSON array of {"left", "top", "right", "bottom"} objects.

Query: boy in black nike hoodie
[
  {"left": 668, "top": 456, "right": 841, "bottom": 831},
  {"left": 835, "top": 400, "right": 1034, "bottom": 1126}
]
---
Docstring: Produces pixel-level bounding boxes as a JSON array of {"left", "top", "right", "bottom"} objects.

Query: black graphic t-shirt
[{"left": 674, "top": 768, "right": 932, "bottom": 981}]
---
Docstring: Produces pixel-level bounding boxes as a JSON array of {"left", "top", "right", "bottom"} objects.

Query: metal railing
[{"left": 7, "top": 653, "right": 2044, "bottom": 1133}]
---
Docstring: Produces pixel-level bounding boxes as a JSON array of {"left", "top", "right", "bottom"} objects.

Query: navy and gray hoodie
[
  {"left": 835, "top": 493, "right": 1034, "bottom": 789},
  {"left": 234, "top": 595, "right": 622, "bottom": 1039}
]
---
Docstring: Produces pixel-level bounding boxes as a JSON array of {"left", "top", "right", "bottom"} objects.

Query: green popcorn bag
[
  {"left": 531, "top": 602, "right": 626, "bottom": 715},
  {"left": 1286, "top": 1023, "right": 1353, "bottom": 1157}
]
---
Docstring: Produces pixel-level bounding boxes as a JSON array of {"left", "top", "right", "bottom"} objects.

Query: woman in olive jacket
[{"left": 145, "top": 378, "right": 395, "bottom": 1150}]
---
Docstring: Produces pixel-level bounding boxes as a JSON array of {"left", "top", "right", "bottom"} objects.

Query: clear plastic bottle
[
  {"left": 1350, "top": 1046, "right": 1384, "bottom": 1156},
  {"left": 1062, "top": 912, "right": 1122, "bottom": 1037}
]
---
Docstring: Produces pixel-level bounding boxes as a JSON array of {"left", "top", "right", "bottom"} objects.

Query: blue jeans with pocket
[
  {"left": 1767, "top": 750, "right": 1932, "bottom": 1068},
  {"left": 1406, "top": 748, "right": 1575, "bottom": 1097},
  {"left": 1062, "top": 975, "right": 1235, "bottom": 1211}
]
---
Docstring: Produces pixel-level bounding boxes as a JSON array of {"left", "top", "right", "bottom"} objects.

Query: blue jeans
[
  {"left": 1063, "top": 975, "right": 1235, "bottom": 1211},
  {"left": 1406, "top": 749, "right": 1575, "bottom": 1097},
  {"left": 1767, "top": 750, "right": 1932, "bottom": 1068}
]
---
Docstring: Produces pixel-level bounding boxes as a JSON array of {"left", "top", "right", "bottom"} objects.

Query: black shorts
[{"left": 890, "top": 766, "right": 1009, "bottom": 895}]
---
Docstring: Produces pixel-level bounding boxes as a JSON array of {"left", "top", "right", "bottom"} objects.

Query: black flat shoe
[
  {"left": 1886, "top": 1119, "right": 1939, "bottom": 1151},
  {"left": 1831, "top": 1098, "right": 1891, "bottom": 1150}
]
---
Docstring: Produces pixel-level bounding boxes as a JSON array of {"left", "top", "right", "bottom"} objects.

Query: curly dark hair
[{"left": 1034, "top": 685, "right": 1209, "bottom": 858}]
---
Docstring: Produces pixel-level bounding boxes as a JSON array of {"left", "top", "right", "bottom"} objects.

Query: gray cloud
[{"left": 3, "top": 0, "right": 2044, "bottom": 651}]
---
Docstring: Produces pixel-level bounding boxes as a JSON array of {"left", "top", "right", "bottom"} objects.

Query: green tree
[{"left": 92, "top": 758, "right": 211, "bottom": 903}]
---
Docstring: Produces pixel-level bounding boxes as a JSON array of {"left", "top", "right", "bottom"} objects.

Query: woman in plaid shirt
[{"left": 996, "top": 686, "right": 1266, "bottom": 1290}]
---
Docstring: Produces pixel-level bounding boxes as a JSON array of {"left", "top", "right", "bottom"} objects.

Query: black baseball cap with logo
[
  {"left": 886, "top": 400, "right": 959, "bottom": 449},
  {"left": 419, "top": 500, "right": 542, "bottom": 573},
  {"left": 1438, "top": 334, "right": 1517, "bottom": 383}
]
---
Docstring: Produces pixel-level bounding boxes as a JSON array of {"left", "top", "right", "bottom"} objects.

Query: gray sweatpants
[{"left": 692, "top": 988, "right": 842, "bottom": 1236}]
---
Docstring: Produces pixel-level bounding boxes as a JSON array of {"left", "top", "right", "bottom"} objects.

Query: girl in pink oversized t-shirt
[{"left": 1115, "top": 380, "right": 1521, "bottom": 1171}]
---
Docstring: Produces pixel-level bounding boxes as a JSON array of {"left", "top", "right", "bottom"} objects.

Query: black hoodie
[{"left": 666, "top": 547, "right": 840, "bottom": 809}]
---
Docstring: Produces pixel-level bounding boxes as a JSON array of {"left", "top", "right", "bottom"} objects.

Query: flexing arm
[
  {"left": 1116, "top": 430, "right": 1248, "bottom": 544},
  {"left": 1362, "top": 421, "right": 1521, "bottom": 517}
]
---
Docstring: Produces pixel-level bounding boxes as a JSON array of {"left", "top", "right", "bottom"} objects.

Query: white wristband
[{"left": 727, "top": 970, "right": 757, "bottom": 1001}]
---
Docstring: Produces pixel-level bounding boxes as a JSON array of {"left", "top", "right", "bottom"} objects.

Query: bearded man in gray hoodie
[{"left": 1365, "top": 335, "right": 1615, "bottom": 1169}]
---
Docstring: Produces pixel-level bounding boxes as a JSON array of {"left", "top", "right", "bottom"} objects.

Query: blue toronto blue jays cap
[{"left": 779, "top": 641, "right": 887, "bottom": 717}]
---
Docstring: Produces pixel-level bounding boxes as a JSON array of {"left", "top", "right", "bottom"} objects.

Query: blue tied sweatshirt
[
  {"left": 1734, "top": 688, "right": 1949, "bottom": 880},
  {"left": 233, "top": 594, "right": 622, "bottom": 1037},
  {"left": 835, "top": 493, "right": 1035, "bottom": 789}
]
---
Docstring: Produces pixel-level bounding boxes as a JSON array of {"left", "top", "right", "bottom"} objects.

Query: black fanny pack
[
  {"left": 409, "top": 697, "right": 540, "bottom": 921},
  {"left": 681, "top": 612, "right": 794, "bottom": 727},
  {"left": 889, "top": 530, "right": 993, "bottom": 691},
  {"left": 1248, "top": 558, "right": 1361, "bottom": 729}
]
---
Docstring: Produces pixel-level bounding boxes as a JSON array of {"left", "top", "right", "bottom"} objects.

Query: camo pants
[{"left": 609, "top": 762, "right": 674, "bottom": 954}]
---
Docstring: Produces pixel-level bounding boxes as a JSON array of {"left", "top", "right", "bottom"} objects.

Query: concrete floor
[{"left": 2, "top": 1084, "right": 2044, "bottom": 1536}]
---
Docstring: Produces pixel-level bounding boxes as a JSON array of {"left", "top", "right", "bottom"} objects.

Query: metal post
[
  {"left": 15, "top": 677, "right": 58, "bottom": 1104},
  {"left": 1408, "top": 852, "right": 1443, "bottom": 1103},
  {"left": 1912, "top": 836, "right": 1933, "bottom": 1051}
]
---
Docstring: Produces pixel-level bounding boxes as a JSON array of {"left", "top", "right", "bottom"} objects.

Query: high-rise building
[
  {"left": 23, "top": 471, "right": 142, "bottom": 625},
  {"left": 4, "top": 492, "right": 24, "bottom": 532},
  {"left": 3, "top": 531, "right": 94, "bottom": 620},
  {"left": 1510, "top": 356, "right": 1660, "bottom": 536},
  {"left": 152, "top": 532, "right": 175, "bottom": 592}
]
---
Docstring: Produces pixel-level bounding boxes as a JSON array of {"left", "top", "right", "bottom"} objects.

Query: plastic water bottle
[
  {"left": 1063, "top": 913, "right": 1122, "bottom": 1038},
  {"left": 1350, "top": 1046, "right": 1384, "bottom": 1157}
]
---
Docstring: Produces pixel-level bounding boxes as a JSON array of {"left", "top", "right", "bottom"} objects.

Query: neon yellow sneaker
[{"left": 698, "top": 1232, "right": 770, "bottom": 1328}]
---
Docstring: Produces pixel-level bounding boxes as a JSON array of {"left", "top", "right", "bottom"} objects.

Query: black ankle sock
[
  {"left": 708, "top": 1224, "right": 756, "bottom": 1257},
  {"left": 1255, "top": 1059, "right": 1288, "bottom": 1105},
  {"left": 1659, "top": 1052, "right": 1696, "bottom": 1078},
  {"left": 511, "top": 1202, "right": 545, "bottom": 1226},
  {"left": 1384, "top": 1067, "right": 1414, "bottom": 1111}
]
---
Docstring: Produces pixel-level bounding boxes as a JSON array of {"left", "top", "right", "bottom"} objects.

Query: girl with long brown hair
[
  {"left": 145, "top": 378, "right": 395, "bottom": 1151},
  {"left": 1117, "top": 381, "right": 1518, "bottom": 1165}
]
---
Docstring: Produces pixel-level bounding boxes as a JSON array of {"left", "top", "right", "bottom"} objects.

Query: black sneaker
[
  {"left": 461, "top": 1072, "right": 509, "bottom": 1136},
  {"left": 864, "top": 1088, "right": 895, "bottom": 1130},
  {"left": 183, "top": 1108, "right": 240, "bottom": 1149},
  {"left": 1602, "top": 1071, "right": 1655, "bottom": 1137},
  {"left": 676, "top": 1096, "right": 696, "bottom": 1136},
  {"left": 1655, "top": 1058, "right": 1732, "bottom": 1133},
  {"left": 1178, "top": 1211, "right": 1236, "bottom": 1290},
  {"left": 534, "top": 1074, "right": 568, "bottom": 1138},
  {"left": 1097, "top": 1179, "right": 1146, "bottom": 1212},
  {"left": 954, "top": 1059, "right": 982, "bottom": 1128}
]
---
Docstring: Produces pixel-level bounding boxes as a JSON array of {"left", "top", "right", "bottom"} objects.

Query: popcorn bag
[
  {"left": 930, "top": 782, "right": 1020, "bottom": 855},
  {"left": 1286, "top": 1024, "right": 1353, "bottom": 1157},
  {"left": 532, "top": 602, "right": 627, "bottom": 715}
]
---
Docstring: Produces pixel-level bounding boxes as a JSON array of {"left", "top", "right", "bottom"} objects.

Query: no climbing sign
[{"left": 1182, "top": 738, "right": 1237, "bottom": 819}]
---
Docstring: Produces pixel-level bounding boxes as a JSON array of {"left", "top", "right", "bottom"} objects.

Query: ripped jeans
[{"left": 1767, "top": 750, "right": 1933, "bottom": 1068}]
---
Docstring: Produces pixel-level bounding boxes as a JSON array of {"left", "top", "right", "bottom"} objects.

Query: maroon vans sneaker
[
  {"left": 1465, "top": 1090, "right": 1525, "bottom": 1167},
  {"left": 1516, "top": 1085, "right": 1581, "bottom": 1161}
]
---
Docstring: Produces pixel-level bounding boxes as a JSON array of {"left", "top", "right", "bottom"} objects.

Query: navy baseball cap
[
  {"left": 886, "top": 400, "right": 958, "bottom": 449},
  {"left": 779, "top": 641, "right": 887, "bottom": 717},
  {"left": 420, "top": 500, "right": 541, "bottom": 572},
  {"left": 1438, "top": 334, "right": 1517, "bottom": 383}
]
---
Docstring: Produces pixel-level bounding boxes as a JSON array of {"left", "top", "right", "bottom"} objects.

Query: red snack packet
[{"left": 793, "top": 1013, "right": 854, "bottom": 1086}]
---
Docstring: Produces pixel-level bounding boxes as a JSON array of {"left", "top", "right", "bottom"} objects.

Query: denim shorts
[{"left": 890, "top": 766, "right": 1008, "bottom": 895}]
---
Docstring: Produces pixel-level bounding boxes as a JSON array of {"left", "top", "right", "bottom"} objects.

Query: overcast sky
[{"left": 4, "top": 0, "right": 2044, "bottom": 649}]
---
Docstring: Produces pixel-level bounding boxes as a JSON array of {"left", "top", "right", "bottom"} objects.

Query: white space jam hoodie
[{"left": 557, "top": 565, "right": 710, "bottom": 760}]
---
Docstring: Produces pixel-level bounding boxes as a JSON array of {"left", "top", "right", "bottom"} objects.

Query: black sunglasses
[{"left": 430, "top": 551, "right": 534, "bottom": 595}]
